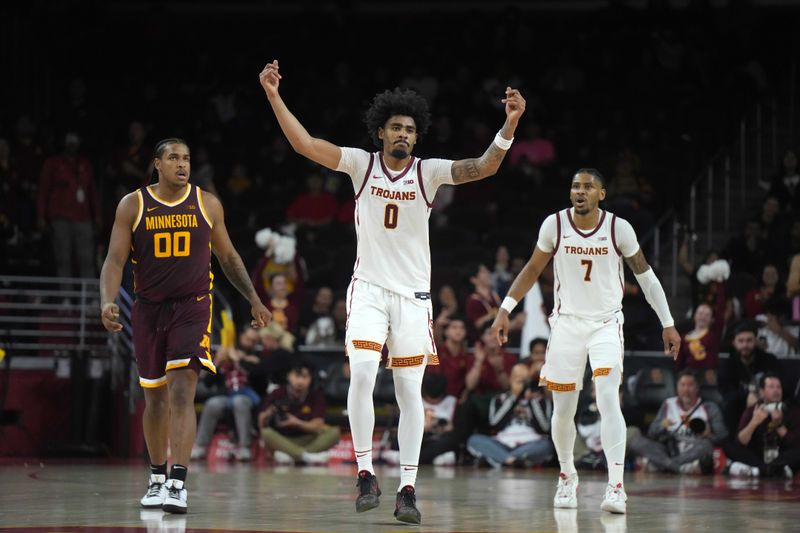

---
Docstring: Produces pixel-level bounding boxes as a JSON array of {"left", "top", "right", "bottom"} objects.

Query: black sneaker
[
  {"left": 394, "top": 485, "right": 421, "bottom": 524},
  {"left": 355, "top": 470, "right": 381, "bottom": 513}
]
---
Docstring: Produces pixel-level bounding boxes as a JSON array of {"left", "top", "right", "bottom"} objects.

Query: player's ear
[
  {"left": 377, "top": 127, "right": 385, "bottom": 141},
  {"left": 599, "top": 188, "right": 606, "bottom": 201}
]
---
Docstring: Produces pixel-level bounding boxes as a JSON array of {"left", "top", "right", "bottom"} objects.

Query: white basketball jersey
[
  {"left": 537, "top": 208, "right": 639, "bottom": 321},
  {"left": 337, "top": 147, "right": 453, "bottom": 301}
]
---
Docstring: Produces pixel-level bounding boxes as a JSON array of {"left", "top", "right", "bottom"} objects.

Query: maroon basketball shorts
[{"left": 132, "top": 294, "right": 216, "bottom": 388}]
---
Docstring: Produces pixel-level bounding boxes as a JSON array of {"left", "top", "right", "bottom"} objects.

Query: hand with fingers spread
[
  {"left": 101, "top": 302, "right": 123, "bottom": 332},
  {"left": 259, "top": 59, "right": 282, "bottom": 99},
  {"left": 502, "top": 87, "right": 526, "bottom": 123}
]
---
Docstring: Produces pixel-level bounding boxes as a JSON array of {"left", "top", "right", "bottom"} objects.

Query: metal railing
[{"left": 0, "top": 276, "right": 109, "bottom": 360}]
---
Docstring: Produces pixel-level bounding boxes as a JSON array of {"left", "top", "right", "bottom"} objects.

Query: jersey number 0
[{"left": 384, "top": 204, "right": 398, "bottom": 229}]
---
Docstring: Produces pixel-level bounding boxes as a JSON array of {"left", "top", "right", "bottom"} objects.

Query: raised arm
[
  {"left": 624, "top": 248, "right": 681, "bottom": 358},
  {"left": 451, "top": 87, "right": 526, "bottom": 185},
  {"left": 259, "top": 59, "right": 342, "bottom": 171},
  {"left": 491, "top": 246, "right": 553, "bottom": 345},
  {"left": 204, "top": 192, "right": 271, "bottom": 329},
  {"left": 99, "top": 193, "right": 137, "bottom": 332}
]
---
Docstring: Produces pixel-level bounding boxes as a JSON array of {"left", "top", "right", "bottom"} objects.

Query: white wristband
[
  {"left": 494, "top": 132, "right": 513, "bottom": 150},
  {"left": 500, "top": 296, "right": 518, "bottom": 313}
]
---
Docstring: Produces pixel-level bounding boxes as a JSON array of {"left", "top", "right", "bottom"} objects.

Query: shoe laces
[
  {"left": 145, "top": 482, "right": 163, "bottom": 498},
  {"left": 606, "top": 483, "right": 624, "bottom": 499},
  {"left": 166, "top": 480, "right": 184, "bottom": 499},
  {"left": 556, "top": 474, "right": 576, "bottom": 499}
]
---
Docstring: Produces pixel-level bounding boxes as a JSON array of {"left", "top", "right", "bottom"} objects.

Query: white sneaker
[
  {"left": 301, "top": 450, "right": 331, "bottom": 465},
  {"left": 234, "top": 446, "right": 252, "bottom": 462},
  {"left": 553, "top": 472, "right": 579, "bottom": 508},
  {"left": 678, "top": 459, "right": 701, "bottom": 475},
  {"left": 140, "top": 474, "right": 167, "bottom": 508},
  {"left": 190, "top": 446, "right": 206, "bottom": 461},
  {"left": 273, "top": 450, "right": 295, "bottom": 465},
  {"left": 600, "top": 483, "right": 627, "bottom": 514},
  {"left": 728, "top": 461, "right": 759, "bottom": 477},
  {"left": 162, "top": 479, "right": 188, "bottom": 514},
  {"left": 432, "top": 451, "right": 456, "bottom": 466}
]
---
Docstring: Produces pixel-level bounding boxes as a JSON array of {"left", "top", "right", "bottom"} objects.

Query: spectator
[
  {"left": 250, "top": 321, "right": 296, "bottom": 392},
  {"left": 252, "top": 227, "right": 306, "bottom": 311},
  {"left": 491, "top": 245, "right": 514, "bottom": 298},
  {"left": 298, "top": 285, "right": 334, "bottom": 341},
  {"left": 718, "top": 320, "right": 782, "bottom": 434},
  {"left": 520, "top": 337, "right": 547, "bottom": 385},
  {"left": 264, "top": 272, "right": 301, "bottom": 336},
  {"left": 721, "top": 218, "right": 767, "bottom": 279},
  {"left": 37, "top": 130, "right": 101, "bottom": 280},
  {"left": 452, "top": 322, "right": 520, "bottom": 449},
  {"left": 427, "top": 316, "right": 471, "bottom": 401},
  {"left": 383, "top": 372, "right": 460, "bottom": 466},
  {"left": 677, "top": 233, "right": 721, "bottom": 313},
  {"left": 191, "top": 327, "right": 263, "bottom": 462},
  {"left": 258, "top": 359, "right": 341, "bottom": 465},
  {"left": 466, "top": 362, "right": 554, "bottom": 468},
  {"left": 676, "top": 280, "right": 727, "bottom": 378},
  {"left": 285, "top": 170, "right": 339, "bottom": 243},
  {"left": 756, "top": 296, "right": 799, "bottom": 356},
  {"left": 723, "top": 373, "right": 800, "bottom": 477},
  {"left": 432, "top": 284, "right": 460, "bottom": 346},
  {"left": 628, "top": 369, "right": 728, "bottom": 474},
  {"left": 465, "top": 262, "right": 525, "bottom": 344},
  {"left": 107, "top": 120, "right": 150, "bottom": 195},
  {"left": 767, "top": 148, "right": 800, "bottom": 212},
  {"left": 743, "top": 264, "right": 782, "bottom": 319}
]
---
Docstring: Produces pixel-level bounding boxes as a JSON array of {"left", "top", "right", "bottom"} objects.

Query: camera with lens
[
  {"left": 269, "top": 398, "right": 293, "bottom": 426},
  {"left": 762, "top": 402, "right": 785, "bottom": 416},
  {"left": 687, "top": 418, "right": 706, "bottom": 435}
]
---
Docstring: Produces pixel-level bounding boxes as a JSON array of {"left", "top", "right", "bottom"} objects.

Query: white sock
[
  {"left": 347, "top": 358, "right": 379, "bottom": 474},
  {"left": 394, "top": 373, "right": 424, "bottom": 490},
  {"left": 596, "top": 367, "right": 626, "bottom": 486},
  {"left": 551, "top": 389, "right": 580, "bottom": 477}
]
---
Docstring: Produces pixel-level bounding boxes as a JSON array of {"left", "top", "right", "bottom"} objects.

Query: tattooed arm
[
  {"left": 205, "top": 191, "right": 271, "bottom": 328},
  {"left": 451, "top": 87, "right": 526, "bottom": 184}
]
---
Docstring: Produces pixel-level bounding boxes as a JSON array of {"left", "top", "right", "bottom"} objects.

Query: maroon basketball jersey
[{"left": 131, "top": 184, "right": 213, "bottom": 302}]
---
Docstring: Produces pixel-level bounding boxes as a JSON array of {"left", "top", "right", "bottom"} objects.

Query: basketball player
[
  {"left": 99, "top": 138, "right": 271, "bottom": 514},
  {"left": 491, "top": 169, "right": 680, "bottom": 514},
  {"left": 259, "top": 59, "right": 525, "bottom": 524}
]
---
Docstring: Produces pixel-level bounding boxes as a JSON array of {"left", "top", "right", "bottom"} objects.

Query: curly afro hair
[{"left": 364, "top": 87, "right": 432, "bottom": 149}]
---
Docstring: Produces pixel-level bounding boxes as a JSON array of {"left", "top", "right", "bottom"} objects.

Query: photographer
[
  {"left": 258, "top": 359, "right": 341, "bottom": 465},
  {"left": 628, "top": 369, "right": 728, "bottom": 474},
  {"left": 718, "top": 321, "right": 781, "bottom": 434},
  {"left": 466, "top": 363, "right": 554, "bottom": 468},
  {"left": 724, "top": 373, "right": 800, "bottom": 477}
]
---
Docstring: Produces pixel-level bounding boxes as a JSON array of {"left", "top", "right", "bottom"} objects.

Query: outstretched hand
[
  {"left": 259, "top": 60, "right": 282, "bottom": 98},
  {"left": 502, "top": 87, "right": 526, "bottom": 123},
  {"left": 663, "top": 326, "right": 681, "bottom": 360}
]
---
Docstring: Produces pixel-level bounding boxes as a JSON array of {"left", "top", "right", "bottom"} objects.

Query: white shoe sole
[
  {"left": 600, "top": 500, "right": 626, "bottom": 514},
  {"left": 554, "top": 500, "right": 578, "bottom": 509}
]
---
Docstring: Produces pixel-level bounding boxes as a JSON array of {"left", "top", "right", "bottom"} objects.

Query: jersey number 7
[{"left": 581, "top": 259, "right": 593, "bottom": 282}]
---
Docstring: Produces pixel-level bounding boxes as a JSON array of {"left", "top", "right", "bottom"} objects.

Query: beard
[
  {"left": 573, "top": 204, "right": 590, "bottom": 215},
  {"left": 390, "top": 147, "right": 409, "bottom": 159}
]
